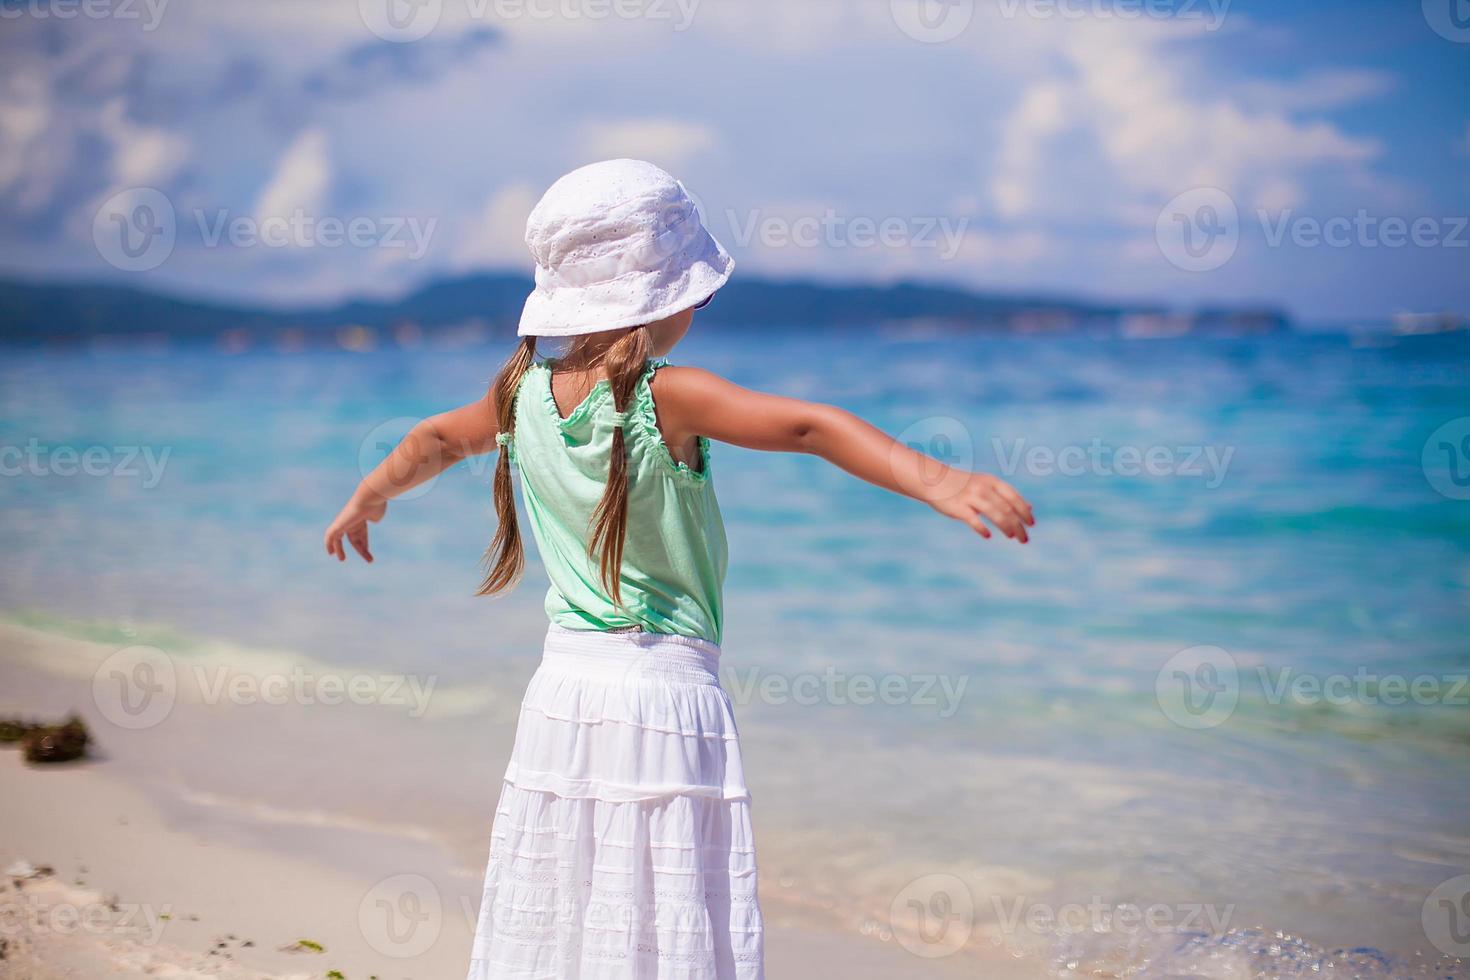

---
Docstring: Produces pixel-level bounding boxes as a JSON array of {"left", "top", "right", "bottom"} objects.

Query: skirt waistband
[{"left": 542, "top": 625, "right": 722, "bottom": 685}]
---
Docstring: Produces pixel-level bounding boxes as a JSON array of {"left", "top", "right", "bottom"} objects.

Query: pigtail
[
  {"left": 587, "top": 327, "right": 653, "bottom": 604},
  {"left": 477, "top": 336, "right": 538, "bottom": 596}
]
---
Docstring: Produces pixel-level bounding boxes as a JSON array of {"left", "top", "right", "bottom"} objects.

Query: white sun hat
[{"left": 518, "top": 159, "right": 734, "bottom": 338}]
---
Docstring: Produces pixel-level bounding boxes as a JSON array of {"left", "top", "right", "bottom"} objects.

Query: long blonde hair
[{"left": 477, "top": 326, "right": 654, "bottom": 604}]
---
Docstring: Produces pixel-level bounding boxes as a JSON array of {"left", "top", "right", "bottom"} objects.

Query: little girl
[{"left": 325, "top": 160, "right": 1034, "bottom": 979}]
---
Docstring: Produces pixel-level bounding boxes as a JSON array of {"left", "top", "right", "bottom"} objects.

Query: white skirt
[{"left": 467, "top": 627, "right": 765, "bottom": 979}]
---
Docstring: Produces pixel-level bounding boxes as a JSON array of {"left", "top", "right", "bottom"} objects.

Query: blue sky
[{"left": 1, "top": 0, "right": 1467, "bottom": 321}]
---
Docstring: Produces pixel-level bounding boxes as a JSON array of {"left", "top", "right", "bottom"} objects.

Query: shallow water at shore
[{"left": 2, "top": 328, "right": 1468, "bottom": 975}]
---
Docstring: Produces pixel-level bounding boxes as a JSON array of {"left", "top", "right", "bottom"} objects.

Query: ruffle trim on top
[
  {"left": 634, "top": 360, "right": 713, "bottom": 484},
  {"left": 523, "top": 359, "right": 711, "bottom": 484}
]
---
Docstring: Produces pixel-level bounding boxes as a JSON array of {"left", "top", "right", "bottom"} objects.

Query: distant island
[{"left": 0, "top": 272, "right": 1294, "bottom": 347}]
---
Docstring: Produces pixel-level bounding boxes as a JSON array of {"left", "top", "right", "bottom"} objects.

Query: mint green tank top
[{"left": 504, "top": 359, "right": 728, "bottom": 645}]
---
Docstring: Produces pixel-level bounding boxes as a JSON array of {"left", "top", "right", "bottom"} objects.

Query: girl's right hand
[
  {"left": 324, "top": 493, "right": 388, "bottom": 563},
  {"left": 928, "top": 470, "right": 1035, "bottom": 544}
]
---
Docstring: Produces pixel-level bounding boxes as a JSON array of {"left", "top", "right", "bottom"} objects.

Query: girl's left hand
[{"left": 324, "top": 494, "right": 387, "bottom": 563}]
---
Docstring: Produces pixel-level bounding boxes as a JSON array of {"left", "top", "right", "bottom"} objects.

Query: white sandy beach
[{"left": 0, "top": 621, "right": 1037, "bottom": 979}]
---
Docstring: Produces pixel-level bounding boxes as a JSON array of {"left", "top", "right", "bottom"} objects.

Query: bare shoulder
[{"left": 648, "top": 365, "right": 736, "bottom": 407}]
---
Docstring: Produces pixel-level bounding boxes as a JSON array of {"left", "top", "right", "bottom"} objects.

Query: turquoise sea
[{"left": 2, "top": 327, "right": 1468, "bottom": 976}]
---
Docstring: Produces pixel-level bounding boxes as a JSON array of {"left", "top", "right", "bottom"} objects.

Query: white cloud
[
  {"left": 1252, "top": 176, "right": 1303, "bottom": 214},
  {"left": 97, "top": 99, "right": 191, "bottom": 188},
  {"left": 1237, "top": 69, "right": 1396, "bottom": 113},
  {"left": 254, "top": 128, "right": 332, "bottom": 220},
  {"left": 992, "top": 83, "right": 1071, "bottom": 219},
  {"left": 988, "top": 17, "right": 1382, "bottom": 223},
  {"left": 0, "top": 73, "right": 54, "bottom": 211},
  {"left": 582, "top": 119, "right": 718, "bottom": 171},
  {"left": 454, "top": 182, "right": 539, "bottom": 269}
]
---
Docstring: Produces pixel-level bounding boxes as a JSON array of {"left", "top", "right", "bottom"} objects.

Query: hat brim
[{"left": 518, "top": 227, "right": 734, "bottom": 338}]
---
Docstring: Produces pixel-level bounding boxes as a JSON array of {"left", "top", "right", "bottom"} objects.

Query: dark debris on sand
[{"left": 0, "top": 714, "right": 92, "bottom": 764}]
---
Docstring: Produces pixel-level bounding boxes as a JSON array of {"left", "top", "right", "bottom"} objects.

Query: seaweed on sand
[{"left": 18, "top": 715, "right": 91, "bottom": 764}]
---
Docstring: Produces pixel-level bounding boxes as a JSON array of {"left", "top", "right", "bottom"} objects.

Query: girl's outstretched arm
[
  {"left": 653, "top": 367, "right": 1035, "bottom": 543},
  {"left": 324, "top": 395, "right": 500, "bottom": 562}
]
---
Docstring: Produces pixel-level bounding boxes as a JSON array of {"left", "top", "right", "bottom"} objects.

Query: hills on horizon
[{"left": 0, "top": 272, "right": 1293, "bottom": 346}]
